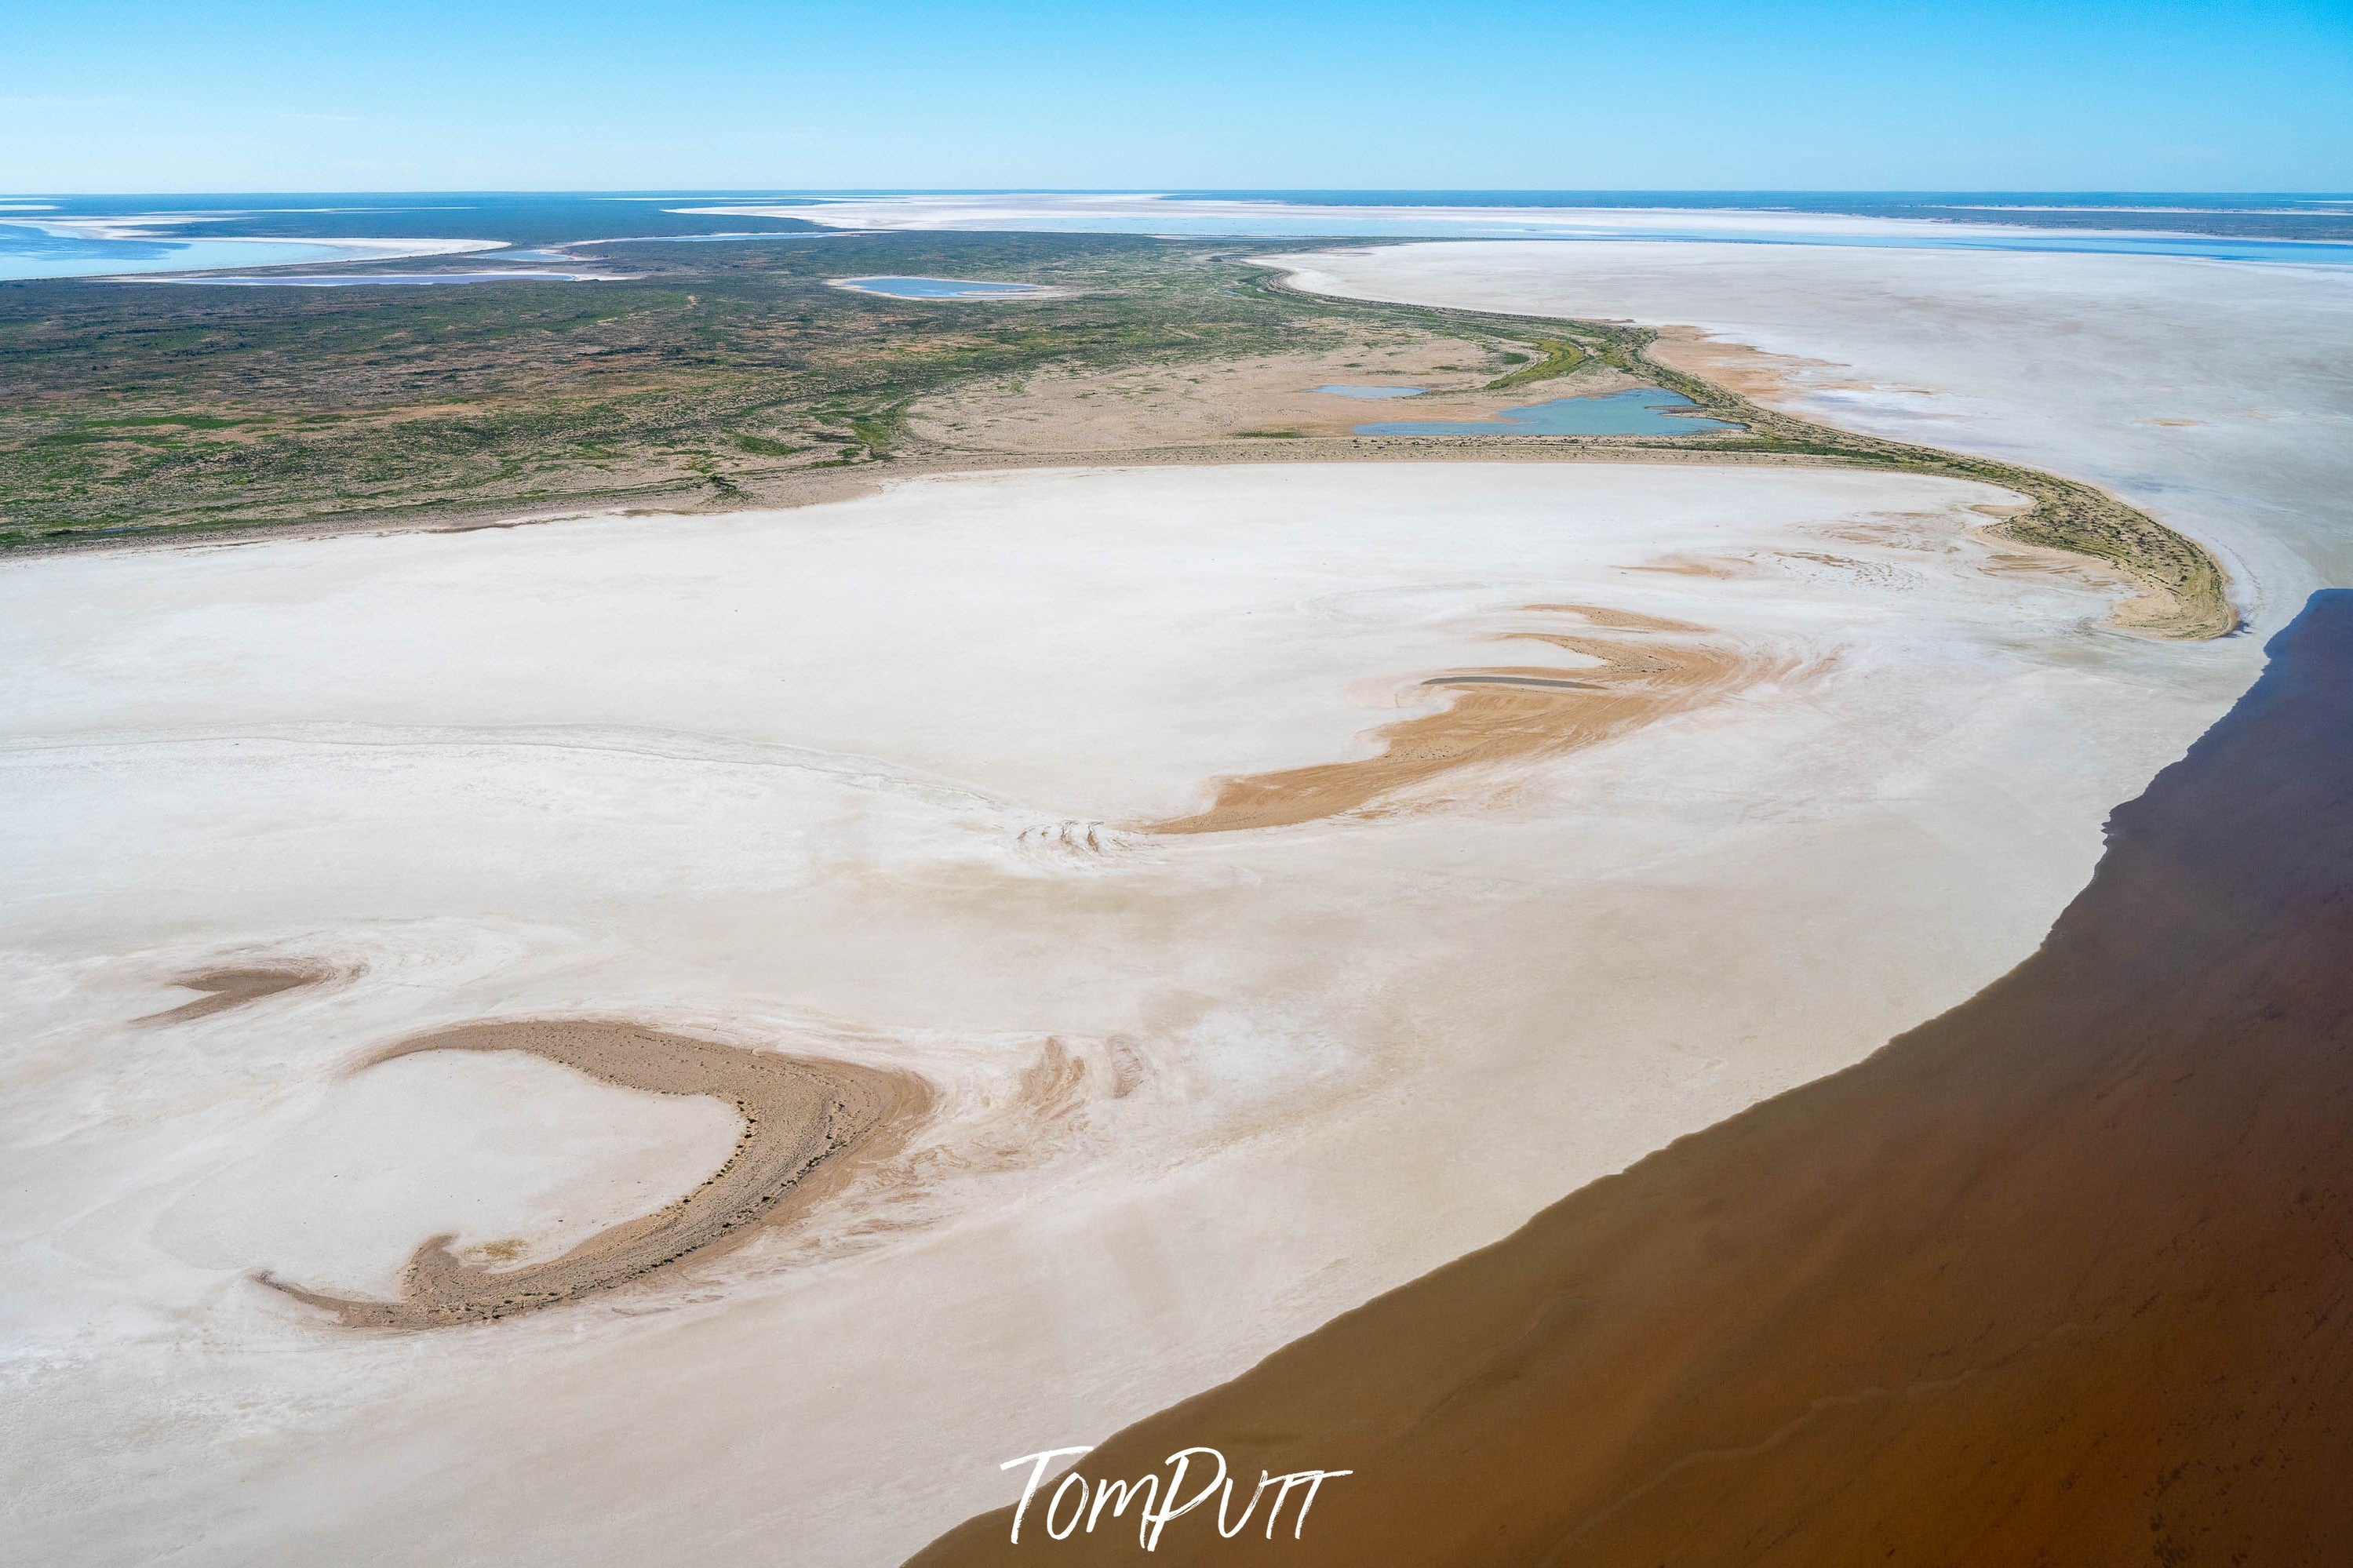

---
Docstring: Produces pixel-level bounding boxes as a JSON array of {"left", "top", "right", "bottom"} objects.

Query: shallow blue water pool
[
  {"left": 1313, "top": 384, "right": 1428, "bottom": 399},
  {"left": 1357, "top": 386, "right": 1739, "bottom": 437},
  {"left": 837, "top": 275, "right": 1044, "bottom": 299}
]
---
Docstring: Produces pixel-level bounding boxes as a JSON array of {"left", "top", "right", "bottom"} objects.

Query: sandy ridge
[{"left": 260, "top": 1020, "right": 931, "bottom": 1328}]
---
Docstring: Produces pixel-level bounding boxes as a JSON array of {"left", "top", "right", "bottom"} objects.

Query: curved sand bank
[
  {"left": 263, "top": 1021, "right": 928, "bottom": 1328},
  {"left": 912, "top": 591, "right": 2353, "bottom": 1566}
]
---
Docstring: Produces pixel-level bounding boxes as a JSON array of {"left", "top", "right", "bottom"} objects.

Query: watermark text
[{"left": 1001, "top": 1446, "right": 1352, "bottom": 1551}]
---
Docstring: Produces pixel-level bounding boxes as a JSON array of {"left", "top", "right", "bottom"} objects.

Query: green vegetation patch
[
  {"left": 1482, "top": 337, "right": 1586, "bottom": 391},
  {"left": 0, "top": 228, "right": 2233, "bottom": 638}
]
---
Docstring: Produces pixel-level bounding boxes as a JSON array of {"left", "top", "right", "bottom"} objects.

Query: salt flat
[{"left": 7, "top": 241, "right": 2342, "bottom": 1564}]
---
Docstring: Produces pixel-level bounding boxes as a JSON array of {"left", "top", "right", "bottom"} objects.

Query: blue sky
[{"left": 5, "top": 0, "right": 2350, "bottom": 193}]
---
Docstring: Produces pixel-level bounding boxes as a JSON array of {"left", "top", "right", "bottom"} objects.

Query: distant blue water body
[
  {"left": 0, "top": 224, "right": 368, "bottom": 282},
  {"left": 1314, "top": 384, "right": 1427, "bottom": 398},
  {"left": 137, "top": 271, "right": 603, "bottom": 287},
  {"left": 1359, "top": 387, "right": 1739, "bottom": 437},
  {"left": 838, "top": 275, "right": 1044, "bottom": 299},
  {"left": 15, "top": 194, "right": 2349, "bottom": 285},
  {"left": 1192, "top": 191, "right": 2353, "bottom": 211}
]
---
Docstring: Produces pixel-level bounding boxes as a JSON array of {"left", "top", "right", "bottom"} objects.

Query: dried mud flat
[
  {"left": 913, "top": 591, "right": 2353, "bottom": 1567},
  {"left": 261, "top": 1021, "right": 931, "bottom": 1328}
]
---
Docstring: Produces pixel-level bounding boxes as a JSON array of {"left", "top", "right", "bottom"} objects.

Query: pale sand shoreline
[
  {"left": 5, "top": 238, "right": 2347, "bottom": 1564},
  {"left": 0, "top": 438, "right": 2050, "bottom": 566}
]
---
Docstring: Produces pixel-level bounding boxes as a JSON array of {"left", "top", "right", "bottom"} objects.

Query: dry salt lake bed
[{"left": 4, "top": 223, "right": 2351, "bottom": 1565}]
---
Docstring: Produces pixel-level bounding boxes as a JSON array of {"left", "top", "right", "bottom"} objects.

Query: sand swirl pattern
[{"left": 260, "top": 1020, "right": 930, "bottom": 1328}]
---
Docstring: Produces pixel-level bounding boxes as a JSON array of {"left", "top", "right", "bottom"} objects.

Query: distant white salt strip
[
  {"left": 689, "top": 192, "right": 2031, "bottom": 240},
  {"left": 134, "top": 271, "right": 614, "bottom": 287},
  {"left": 676, "top": 192, "right": 2353, "bottom": 264}
]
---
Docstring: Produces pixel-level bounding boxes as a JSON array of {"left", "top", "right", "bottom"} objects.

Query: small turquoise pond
[
  {"left": 1313, "top": 384, "right": 1428, "bottom": 399},
  {"left": 1359, "top": 386, "right": 1739, "bottom": 437},
  {"left": 838, "top": 275, "right": 1044, "bottom": 300}
]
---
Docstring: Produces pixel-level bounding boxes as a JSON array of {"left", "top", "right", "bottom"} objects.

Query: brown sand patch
[
  {"left": 137, "top": 964, "right": 327, "bottom": 1024},
  {"left": 1975, "top": 529, "right": 2206, "bottom": 636},
  {"left": 1147, "top": 606, "right": 1779, "bottom": 835},
  {"left": 1645, "top": 324, "right": 1860, "bottom": 407},
  {"left": 913, "top": 590, "right": 2353, "bottom": 1567},
  {"left": 1812, "top": 511, "right": 1988, "bottom": 554},
  {"left": 1619, "top": 554, "right": 1742, "bottom": 578},
  {"left": 1976, "top": 528, "right": 2151, "bottom": 620},
  {"left": 1519, "top": 602, "right": 1705, "bottom": 633},
  {"left": 1965, "top": 510, "right": 2224, "bottom": 637},
  {"left": 260, "top": 1020, "right": 931, "bottom": 1328}
]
